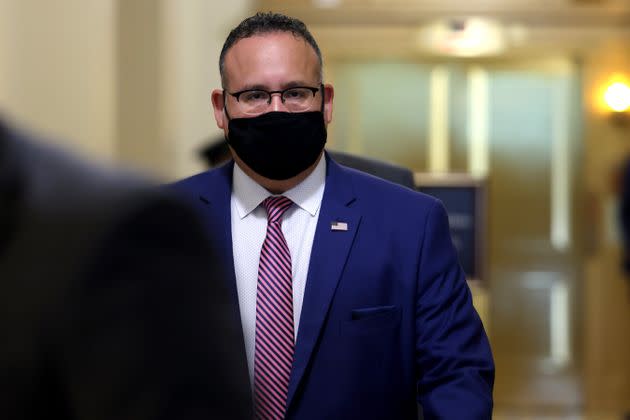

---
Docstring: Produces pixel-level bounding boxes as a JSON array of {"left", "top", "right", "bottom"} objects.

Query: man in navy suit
[{"left": 172, "top": 12, "right": 493, "bottom": 419}]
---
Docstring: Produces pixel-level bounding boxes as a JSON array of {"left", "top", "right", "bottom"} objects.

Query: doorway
[{"left": 328, "top": 57, "right": 584, "bottom": 411}]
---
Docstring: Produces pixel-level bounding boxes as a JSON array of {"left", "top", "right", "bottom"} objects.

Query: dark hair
[{"left": 219, "top": 12, "right": 323, "bottom": 88}]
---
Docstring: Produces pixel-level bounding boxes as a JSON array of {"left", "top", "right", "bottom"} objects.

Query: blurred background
[{"left": 1, "top": 0, "right": 630, "bottom": 418}]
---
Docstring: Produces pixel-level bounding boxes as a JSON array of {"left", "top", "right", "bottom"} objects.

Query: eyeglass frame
[{"left": 223, "top": 83, "right": 325, "bottom": 116}]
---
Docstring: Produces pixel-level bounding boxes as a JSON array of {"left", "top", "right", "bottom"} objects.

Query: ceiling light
[{"left": 417, "top": 17, "right": 507, "bottom": 57}]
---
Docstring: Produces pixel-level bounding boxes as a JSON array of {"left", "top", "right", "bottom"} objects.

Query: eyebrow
[{"left": 233, "top": 80, "right": 318, "bottom": 92}]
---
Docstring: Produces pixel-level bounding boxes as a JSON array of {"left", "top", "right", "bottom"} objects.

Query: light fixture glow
[
  {"left": 312, "top": 0, "right": 341, "bottom": 8},
  {"left": 416, "top": 17, "right": 507, "bottom": 57},
  {"left": 604, "top": 82, "right": 630, "bottom": 112}
]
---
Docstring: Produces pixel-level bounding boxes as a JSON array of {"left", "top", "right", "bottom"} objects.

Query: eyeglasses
[{"left": 225, "top": 84, "right": 323, "bottom": 115}]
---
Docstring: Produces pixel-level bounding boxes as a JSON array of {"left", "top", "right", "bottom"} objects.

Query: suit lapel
[{"left": 287, "top": 155, "right": 362, "bottom": 408}]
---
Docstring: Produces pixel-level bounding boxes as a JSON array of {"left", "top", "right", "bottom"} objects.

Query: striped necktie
[{"left": 254, "top": 195, "right": 294, "bottom": 419}]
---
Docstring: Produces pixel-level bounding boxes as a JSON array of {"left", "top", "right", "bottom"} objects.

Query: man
[
  {"left": 0, "top": 119, "right": 251, "bottom": 419},
  {"left": 172, "top": 12, "right": 493, "bottom": 419}
]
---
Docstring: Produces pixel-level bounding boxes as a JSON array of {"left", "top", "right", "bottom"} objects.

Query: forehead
[{"left": 223, "top": 32, "right": 320, "bottom": 89}]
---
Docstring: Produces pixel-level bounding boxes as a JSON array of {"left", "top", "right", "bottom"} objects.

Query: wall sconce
[{"left": 604, "top": 81, "right": 630, "bottom": 126}]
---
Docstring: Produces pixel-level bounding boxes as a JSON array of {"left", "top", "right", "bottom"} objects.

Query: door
[{"left": 329, "top": 57, "right": 583, "bottom": 410}]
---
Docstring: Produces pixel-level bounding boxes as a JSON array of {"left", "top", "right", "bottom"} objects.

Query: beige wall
[
  {"left": 0, "top": 0, "right": 117, "bottom": 160},
  {"left": 0, "top": 0, "right": 253, "bottom": 177},
  {"left": 159, "top": 0, "right": 253, "bottom": 178}
]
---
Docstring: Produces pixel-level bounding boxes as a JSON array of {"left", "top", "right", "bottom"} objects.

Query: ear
[
  {"left": 322, "top": 83, "right": 334, "bottom": 124},
  {"left": 211, "top": 89, "right": 227, "bottom": 129}
]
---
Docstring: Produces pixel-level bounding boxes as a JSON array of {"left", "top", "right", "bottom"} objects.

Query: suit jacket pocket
[{"left": 341, "top": 305, "right": 401, "bottom": 335}]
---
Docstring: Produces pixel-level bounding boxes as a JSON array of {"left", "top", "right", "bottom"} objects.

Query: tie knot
[{"left": 261, "top": 196, "right": 293, "bottom": 223}]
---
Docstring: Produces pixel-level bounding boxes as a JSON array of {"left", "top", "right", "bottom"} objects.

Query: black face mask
[{"left": 226, "top": 111, "right": 327, "bottom": 180}]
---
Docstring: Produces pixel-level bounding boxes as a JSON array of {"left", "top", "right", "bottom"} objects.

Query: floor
[{"left": 493, "top": 411, "right": 627, "bottom": 420}]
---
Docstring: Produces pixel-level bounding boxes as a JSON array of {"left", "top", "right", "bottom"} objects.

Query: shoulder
[
  {"left": 169, "top": 162, "right": 231, "bottom": 193},
  {"left": 329, "top": 151, "right": 415, "bottom": 189},
  {"left": 2, "top": 122, "right": 191, "bottom": 236},
  {"left": 6, "top": 124, "right": 148, "bottom": 210},
  {"left": 327, "top": 161, "right": 444, "bottom": 236},
  {"left": 0, "top": 120, "right": 203, "bottom": 281},
  {"left": 166, "top": 163, "right": 233, "bottom": 212},
  {"left": 340, "top": 163, "right": 439, "bottom": 212},
  {"left": 169, "top": 168, "right": 221, "bottom": 192}
]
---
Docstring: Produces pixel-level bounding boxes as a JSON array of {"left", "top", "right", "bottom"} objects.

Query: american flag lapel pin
[{"left": 330, "top": 221, "right": 348, "bottom": 231}]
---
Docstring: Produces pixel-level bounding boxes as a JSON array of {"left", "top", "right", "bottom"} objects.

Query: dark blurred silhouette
[
  {"left": 620, "top": 156, "right": 630, "bottom": 279},
  {"left": 0, "top": 120, "right": 252, "bottom": 419},
  {"left": 198, "top": 138, "right": 232, "bottom": 168},
  {"left": 617, "top": 157, "right": 630, "bottom": 420},
  {"left": 199, "top": 138, "right": 416, "bottom": 189},
  {"left": 329, "top": 150, "right": 415, "bottom": 189}
]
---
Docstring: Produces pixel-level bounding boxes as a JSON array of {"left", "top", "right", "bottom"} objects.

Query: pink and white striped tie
[{"left": 254, "top": 196, "right": 294, "bottom": 420}]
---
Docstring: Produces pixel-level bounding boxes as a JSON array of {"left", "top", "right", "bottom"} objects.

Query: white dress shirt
[{"left": 231, "top": 156, "right": 326, "bottom": 383}]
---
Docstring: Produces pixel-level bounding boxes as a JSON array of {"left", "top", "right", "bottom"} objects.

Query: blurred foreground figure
[
  {"left": 0, "top": 120, "right": 251, "bottom": 419},
  {"left": 619, "top": 157, "right": 630, "bottom": 280}
]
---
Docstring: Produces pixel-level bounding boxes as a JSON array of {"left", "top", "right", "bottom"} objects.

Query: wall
[
  {"left": 0, "top": 0, "right": 117, "bottom": 160},
  {"left": 0, "top": 0, "right": 253, "bottom": 177}
]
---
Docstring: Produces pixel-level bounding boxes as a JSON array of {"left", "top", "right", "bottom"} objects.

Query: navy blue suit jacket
[{"left": 171, "top": 153, "right": 494, "bottom": 419}]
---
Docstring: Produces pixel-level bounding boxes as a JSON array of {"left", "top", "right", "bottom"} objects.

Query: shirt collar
[{"left": 232, "top": 155, "right": 326, "bottom": 219}]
